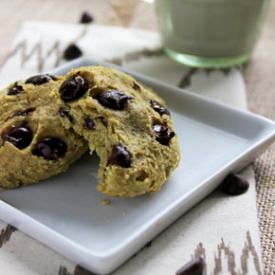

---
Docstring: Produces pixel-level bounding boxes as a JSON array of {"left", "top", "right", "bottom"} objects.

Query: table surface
[{"left": 0, "top": 1, "right": 274, "bottom": 275}]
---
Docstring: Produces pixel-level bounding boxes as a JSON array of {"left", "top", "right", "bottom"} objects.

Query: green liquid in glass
[{"left": 156, "top": 0, "right": 271, "bottom": 68}]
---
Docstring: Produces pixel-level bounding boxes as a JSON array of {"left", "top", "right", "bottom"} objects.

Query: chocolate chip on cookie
[
  {"left": 107, "top": 144, "right": 131, "bottom": 168},
  {"left": 132, "top": 81, "right": 141, "bottom": 90},
  {"left": 2, "top": 124, "right": 33, "bottom": 149},
  {"left": 63, "top": 43, "right": 83, "bottom": 61},
  {"left": 7, "top": 82, "right": 24, "bottom": 96},
  {"left": 32, "top": 137, "right": 67, "bottom": 160},
  {"left": 93, "top": 89, "right": 132, "bottom": 110},
  {"left": 59, "top": 107, "right": 74, "bottom": 122},
  {"left": 153, "top": 123, "right": 175, "bottom": 145},
  {"left": 84, "top": 117, "right": 95, "bottom": 130},
  {"left": 60, "top": 75, "right": 89, "bottom": 102},
  {"left": 150, "top": 100, "right": 170, "bottom": 116},
  {"left": 98, "top": 116, "right": 108, "bottom": 127},
  {"left": 13, "top": 107, "right": 36, "bottom": 117},
  {"left": 25, "top": 74, "right": 56, "bottom": 85}
]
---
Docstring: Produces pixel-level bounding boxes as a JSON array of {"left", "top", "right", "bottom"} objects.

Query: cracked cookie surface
[
  {"left": 0, "top": 74, "right": 87, "bottom": 188},
  {"left": 59, "top": 66, "right": 180, "bottom": 197}
]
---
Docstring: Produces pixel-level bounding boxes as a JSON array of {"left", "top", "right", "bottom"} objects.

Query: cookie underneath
[{"left": 0, "top": 75, "right": 87, "bottom": 188}]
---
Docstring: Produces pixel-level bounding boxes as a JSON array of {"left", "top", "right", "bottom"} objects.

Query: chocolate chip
[
  {"left": 150, "top": 100, "right": 170, "bottom": 116},
  {"left": 63, "top": 43, "right": 83, "bottom": 61},
  {"left": 79, "top": 11, "right": 94, "bottom": 24},
  {"left": 7, "top": 83, "right": 24, "bottom": 95},
  {"left": 93, "top": 89, "right": 132, "bottom": 110},
  {"left": 132, "top": 81, "right": 141, "bottom": 90},
  {"left": 25, "top": 74, "right": 56, "bottom": 85},
  {"left": 176, "top": 257, "right": 204, "bottom": 275},
  {"left": 220, "top": 173, "right": 249, "bottom": 195},
  {"left": 60, "top": 75, "right": 89, "bottom": 102},
  {"left": 107, "top": 144, "right": 131, "bottom": 168},
  {"left": 152, "top": 123, "right": 175, "bottom": 145},
  {"left": 13, "top": 107, "right": 35, "bottom": 117},
  {"left": 32, "top": 137, "right": 67, "bottom": 160},
  {"left": 84, "top": 117, "right": 95, "bottom": 130},
  {"left": 2, "top": 124, "right": 33, "bottom": 149},
  {"left": 99, "top": 116, "right": 108, "bottom": 127},
  {"left": 58, "top": 107, "right": 74, "bottom": 122}
]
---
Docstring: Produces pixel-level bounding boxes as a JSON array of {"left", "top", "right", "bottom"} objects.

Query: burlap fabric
[{"left": 244, "top": 4, "right": 275, "bottom": 275}]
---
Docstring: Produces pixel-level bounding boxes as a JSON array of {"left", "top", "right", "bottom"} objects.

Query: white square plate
[{"left": 1, "top": 58, "right": 275, "bottom": 274}]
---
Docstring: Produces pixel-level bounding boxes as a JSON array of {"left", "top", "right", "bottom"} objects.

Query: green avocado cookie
[
  {"left": 0, "top": 74, "right": 87, "bottom": 188},
  {"left": 58, "top": 66, "right": 180, "bottom": 197}
]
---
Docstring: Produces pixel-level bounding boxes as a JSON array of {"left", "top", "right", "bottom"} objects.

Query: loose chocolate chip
[
  {"left": 107, "top": 144, "right": 131, "bottom": 168},
  {"left": 60, "top": 75, "right": 89, "bottom": 102},
  {"left": 176, "top": 257, "right": 204, "bottom": 275},
  {"left": 25, "top": 74, "right": 56, "bottom": 85},
  {"left": 13, "top": 107, "right": 35, "bottom": 117},
  {"left": 150, "top": 100, "right": 170, "bottom": 116},
  {"left": 220, "top": 173, "right": 249, "bottom": 195},
  {"left": 63, "top": 43, "right": 83, "bottom": 61},
  {"left": 2, "top": 124, "right": 33, "bottom": 149},
  {"left": 93, "top": 89, "right": 132, "bottom": 110},
  {"left": 79, "top": 11, "right": 94, "bottom": 24},
  {"left": 7, "top": 83, "right": 24, "bottom": 96},
  {"left": 152, "top": 123, "right": 175, "bottom": 145},
  {"left": 84, "top": 117, "right": 95, "bottom": 130},
  {"left": 58, "top": 107, "right": 74, "bottom": 122},
  {"left": 32, "top": 137, "right": 67, "bottom": 160}
]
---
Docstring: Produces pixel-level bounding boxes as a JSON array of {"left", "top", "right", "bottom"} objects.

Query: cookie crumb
[{"left": 101, "top": 199, "right": 111, "bottom": 206}]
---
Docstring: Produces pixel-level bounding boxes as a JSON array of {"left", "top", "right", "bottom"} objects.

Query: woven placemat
[{"left": 244, "top": 4, "right": 275, "bottom": 275}]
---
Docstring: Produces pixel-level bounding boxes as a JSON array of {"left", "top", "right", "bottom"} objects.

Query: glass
[{"left": 155, "top": 0, "right": 271, "bottom": 68}]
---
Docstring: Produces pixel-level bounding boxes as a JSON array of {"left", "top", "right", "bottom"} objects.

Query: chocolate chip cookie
[
  {"left": 0, "top": 74, "right": 87, "bottom": 188},
  {"left": 58, "top": 66, "right": 180, "bottom": 197}
]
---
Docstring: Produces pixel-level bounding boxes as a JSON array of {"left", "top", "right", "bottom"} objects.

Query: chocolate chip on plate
[
  {"left": 220, "top": 173, "right": 249, "bottom": 195},
  {"left": 58, "top": 107, "right": 74, "bottom": 122},
  {"left": 63, "top": 43, "right": 83, "bottom": 61},
  {"left": 79, "top": 11, "right": 94, "bottom": 24},
  {"left": 150, "top": 100, "right": 170, "bottom": 116},
  {"left": 176, "top": 257, "right": 204, "bottom": 275},
  {"left": 32, "top": 137, "right": 67, "bottom": 160},
  {"left": 84, "top": 117, "right": 95, "bottom": 130},
  {"left": 13, "top": 107, "right": 36, "bottom": 117},
  {"left": 7, "top": 82, "right": 24, "bottom": 96},
  {"left": 93, "top": 89, "right": 132, "bottom": 110},
  {"left": 153, "top": 123, "right": 175, "bottom": 145},
  {"left": 60, "top": 75, "right": 89, "bottom": 102},
  {"left": 25, "top": 74, "right": 56, "bottom": 85},
  {"left": 2, "top": 124, "right": 33, "bottom": 149},
  {"left": 107, "top": 144, "right": 131, "bottom": 168}
]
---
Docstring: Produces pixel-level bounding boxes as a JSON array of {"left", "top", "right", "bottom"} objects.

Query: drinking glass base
[{"left": 165, "top": 48, "right": 251, "bottom": 68}]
